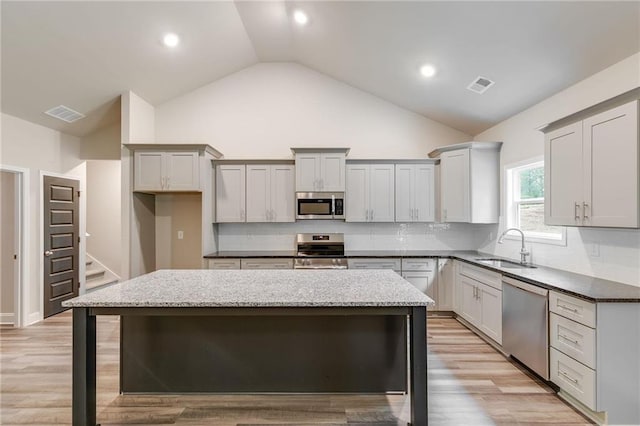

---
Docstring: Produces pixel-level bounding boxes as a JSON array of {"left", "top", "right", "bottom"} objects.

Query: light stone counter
[{"left": 63, "top": 269, "right": 434, "bottom": 308}]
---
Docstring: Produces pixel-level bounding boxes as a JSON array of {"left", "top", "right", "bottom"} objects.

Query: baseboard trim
[
  {"left": 27, "top": 311, "right": 42, "bottom": 326},
  {"left": 0, "top": 313, "right": 14, "bottom": 325},
  {"left": 557, "top": 390, "right": 607, "bottom": 425}
]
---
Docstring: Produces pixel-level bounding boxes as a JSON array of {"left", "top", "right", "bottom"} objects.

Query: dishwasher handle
[{"left": 502, "top": 276, "right": 548, "bottom": 297}]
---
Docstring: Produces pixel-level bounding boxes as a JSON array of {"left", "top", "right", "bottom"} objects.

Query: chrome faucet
[{"left": 498, "top": 228, "right": 530, "bottom": 264}]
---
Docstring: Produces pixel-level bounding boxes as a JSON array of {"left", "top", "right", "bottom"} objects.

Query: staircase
[{"left": 85, "top": 254, "right": 119, "bottom": 291}]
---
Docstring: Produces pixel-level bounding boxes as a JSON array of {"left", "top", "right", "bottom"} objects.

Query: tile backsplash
[{"left": 218, "top": 221, "right": 494, "bottom": 251}]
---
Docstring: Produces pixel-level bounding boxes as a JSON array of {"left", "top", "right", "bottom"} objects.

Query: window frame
[{"left": 504, "top": 157, "right": 567, "bottom": 246}]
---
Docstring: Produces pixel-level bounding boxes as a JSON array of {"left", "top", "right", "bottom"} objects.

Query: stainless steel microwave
[{"left": 296, "top": 192, "right": 345, "bottom": 220}]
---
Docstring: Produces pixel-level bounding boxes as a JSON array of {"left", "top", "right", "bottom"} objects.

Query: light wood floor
[{"left": 0, "top": 313, "right": 591, "bottom": 425}]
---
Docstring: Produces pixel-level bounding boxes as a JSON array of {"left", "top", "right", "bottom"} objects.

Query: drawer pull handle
[
  {"left": 559, "top": 370, "right": 579, "bottom": 384},
  {"left": 559, "top": 334, "right": 580, "bottom": 345},
  {"left": 558, "top": 304, "right": 579, "bottom": 313}
]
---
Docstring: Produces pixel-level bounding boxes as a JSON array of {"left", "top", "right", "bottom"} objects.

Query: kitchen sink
[{"left": 474, "top": 258, "right": 537, "bottom": 269}]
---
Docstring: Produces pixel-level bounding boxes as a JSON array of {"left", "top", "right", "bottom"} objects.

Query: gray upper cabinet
[
  {"left": 215, "top": 164, "right": 246, "bottom": 223},
  {"left": 129, "top": 144, "right": 223, "bottom": 193},
  {"left": 134, "top": 151, "right": 199, "bottom": 192},
  {"left": 430, "top": 142, "right": 501, "bottom": 224},
  {"left": 395, "top": 163, "right": 435, "bottom": 222},
  {"left": 292, "top": 148, "right": 349, "bottom": 192},
  {"left": 246, "top": 164, "right": 295, "bottom": 223},
  {"left": 345, "top": 163, "right": 395, "bottom": 222},
  {"left": 545, "top": 99, "right": 638, "bottom": 228}
]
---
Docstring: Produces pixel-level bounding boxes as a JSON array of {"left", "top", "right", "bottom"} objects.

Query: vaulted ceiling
[{"left": 2, "top": 1, "right": 638, "bottom": 137}]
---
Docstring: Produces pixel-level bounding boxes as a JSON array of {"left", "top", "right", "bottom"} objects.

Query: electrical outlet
[{"left": 177, "top": 230, "right": 184, "bottom": 240}]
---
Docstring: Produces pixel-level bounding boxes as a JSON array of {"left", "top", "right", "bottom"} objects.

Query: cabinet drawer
[
  {"left": 240, "top": 259, "right": 293, "bottom": 269},
  {"left": 550, "top": 291, "right": 596, "bottom": 328},
  {"left": 347, "top": 258, "right": 402, "bottom": 272},
  {"left": 459, "top": 262, "right": 502, "bottom": 290},
  {"left": 550, "top": 348, "right": 596, "bottom": 410},
  {"left": 550, "top": 313, "right": 596, "bottom": 369},
  {"left": 401, "top": 258, "right": 436, "bottom": 271},
  {"left": 208, "top": 259, "right": 241, "bottom": 269}
]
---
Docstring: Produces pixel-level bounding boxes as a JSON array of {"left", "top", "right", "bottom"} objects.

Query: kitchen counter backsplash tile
[{"left": 217, "top": 222, "right": 493, "bottom": 251}]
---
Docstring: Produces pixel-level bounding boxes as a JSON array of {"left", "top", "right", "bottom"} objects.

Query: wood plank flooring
[{"left": 0, "top": 313, "right": 591, "bottom": 425}]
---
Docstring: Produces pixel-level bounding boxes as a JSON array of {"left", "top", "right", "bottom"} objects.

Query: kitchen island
[{"left": 63, "top": 269, "right": 433, "bottom": 426}]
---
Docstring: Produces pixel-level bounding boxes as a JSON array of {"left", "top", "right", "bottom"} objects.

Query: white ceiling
[{"left": 2, "top": 1, "right": 639, "bottom": 137}]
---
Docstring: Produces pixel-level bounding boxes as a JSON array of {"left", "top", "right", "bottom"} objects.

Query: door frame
[
  {"left": 39, "top": 171, "right": 86, "bottom": 322},
  {"left": 0, "top": 165, "right": 28, "bottom": 327}
]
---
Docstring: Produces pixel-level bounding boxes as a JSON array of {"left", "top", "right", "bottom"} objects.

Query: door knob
[{"left": 44, "top": 250, "right": 53, "bottom": 257}]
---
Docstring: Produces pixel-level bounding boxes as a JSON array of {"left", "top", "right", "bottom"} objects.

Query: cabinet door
[
  {"left": 479, "top": 283, "right": 502, "bottom": 344},
  {"left": 246, "top": 165, "right": 270, "bottom": 222},
  {"left": 395, "top": 164, "right": 414, "bottom": 222},
  {"left": 369, "top": 164, "right": 395, "bottom": 222},
  {"left": 134, "top": 151, "right": 164, "bottom": 191},
  {"left": 437, "top": 258, "right": 454, "bottom": 311},
  {"left": 271, "top": 165, "right": 295, "bottom": 222},
  {"left": 320, "top": 153, "right": 346, "bottom": 191},
  {"left": 166, "top": 152, "right": 200, "bottom": 191},
  {"left": 414, "top": 164, "right": 435, "bottom": 222},
  {"left": 295, "top": 154, "right": 320, "bottom": 192},
  {"left": 345, "top": 164, "right": 369, "bottom": 222},
  {"left": 583, "top": 100, "right": 638, "bottom": 228},
  {"left": 459, "top": 276, "right": 481, "bottom": 326},
  {"left": 215, "top": 165, "right": 246, "bottom": 223},
  {"left": 545, "top": 122, "right": 583, "bottom": 226},
  {"left": 402, "top": 271, "right": 437, "bottom": 311},
  {"left": 440, "top": 149, "right": 470, "bottom": 222}
]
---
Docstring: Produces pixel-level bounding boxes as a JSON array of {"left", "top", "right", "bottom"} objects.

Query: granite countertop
[
  {"left": 203, "top": 250, "right": 640, "bottom": 302},
  {"left": 62, "top": 269, "right": 434, "bottom": 308}
]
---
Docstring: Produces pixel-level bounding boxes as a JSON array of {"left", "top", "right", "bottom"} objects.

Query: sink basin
[{"left": 474, "top": 258, "right": 537, "bottom": 269}]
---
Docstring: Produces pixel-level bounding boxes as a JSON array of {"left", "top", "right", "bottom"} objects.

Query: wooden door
[
  {"left": 583, "top": 100, "right": 638, "bottom": 228},
  {"left": 295, "top": 154, "right": 320, "bottom": 192},
  {"left": 134, "top": 151, "right": 164, "bottom": 191},
  {"left": 345, "top": 164, "right": 369, "bottom": 222},
  {"left": 369, "top": 164, "right": 395, "bottom": 222},
  {"left": 545, "top": 122, "right": 583, "bottom": 226},
  {"left": 479, "top": 283, "right": 502, "bottom": 345},
  {"left": 459, "top": 276, "right": 481, "bottom": 327},
  {"left": 166, "top": 152, "right": 199, "bottom": 191},
  {"left": 320, "top": 153, "right": 346, "bottom": 191},
  {"left": 246, "top": 165, "right": 270, "bottom": 222},
  {"left": 215, "top": 165, "right": 246, "bottom": 223},
  {"left": 270, "top": 165, "right": 295, "bottom": 222},
  {"left": 414, "top": 164, "right": 435, "bottom": 222},
  {"left": 43, "top": 175, "right": 79, "bottom": 318},
  {"left": 440, "top": 149, "right": 470, "bottom": 222},
  {"left": 395, "top": 164, "right": 414, "bottom": 222}
]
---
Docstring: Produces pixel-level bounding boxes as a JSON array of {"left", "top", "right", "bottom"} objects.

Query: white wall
[
  {"left": 475, "top": 52, "right": 640, "bottom": 287},
  {"left": 155, "top": 62, "right": 471, "bottom": 158},
  {"left": 0, "top": 113, "right": 85, "bottom": 322},
  {"left": 86, "top": 160, "right": 121, "bottom": 276},
  {"left": 219, "top": 222, "right": 491, "bottom": 252}
]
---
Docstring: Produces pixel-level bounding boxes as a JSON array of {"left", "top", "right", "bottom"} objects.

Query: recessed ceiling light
[
  {"left": 163, "top": 33, "right": 180, "bottom": 48},
  {"left": 293, "top": 10, "right": 309, "bottom": 26},
  {"left": 420, "top": 64, "right": 437, "bottom": 78}
]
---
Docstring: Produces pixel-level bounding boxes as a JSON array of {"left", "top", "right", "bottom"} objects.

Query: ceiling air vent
[
  {"left": 467, "top": 76, "right": 495, "bottom": 94},
  {"left": 44, "top": 105, "right": 85, "bottom": 123}
]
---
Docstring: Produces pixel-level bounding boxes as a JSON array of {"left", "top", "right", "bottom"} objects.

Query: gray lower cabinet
[
  {"left": 549, "top": 291, "right": 640, "bottom": 425},
  {"left": 208, "top": 258, "right": 293, "bottom": 270},
  {"left": 401, "top": 259, "right": 436, "bottom": 311}
]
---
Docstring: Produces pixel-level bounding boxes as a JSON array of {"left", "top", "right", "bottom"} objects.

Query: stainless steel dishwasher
[{"left": 502, "top": 277, "right": 549, "bottom": 380}]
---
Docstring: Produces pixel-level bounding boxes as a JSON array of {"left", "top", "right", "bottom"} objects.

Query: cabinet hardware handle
[
  {"left": 558, "top": 303, "right": 579, "bottom": 313},
  {"left": 166, "top": 177, "right": 170, "bottom": 189},
  {"left": 574, "top": 202, "right": 581, "bottom": 220},
  {"left": 371, "top": 210, "right": 374, "bottom": 221},
  {"left": 559, "top": 334, "right": 580, "bottom": 345},
  {"left": 240, "top": 209, "right": 245, "bottom": 221},
  {"left": 443, "top": 208, "right": 447, "bottom": 222},
  {"left": 415, "top": 208, "right": 419, "bottom": 220},
  {"left": 559, "top": 370, "right": 579, "bottom": 384},
  {"left": 583, "top": 202, "right": 589, "bottom": 219}
]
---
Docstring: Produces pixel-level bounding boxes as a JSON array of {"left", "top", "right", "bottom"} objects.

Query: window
[{"left": 505, "top": 159, "right": 566, "bottom": 244}]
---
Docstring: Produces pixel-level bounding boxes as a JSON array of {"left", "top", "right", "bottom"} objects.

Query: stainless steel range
[{"left": 294, "top": 233, "right": 347, "bottom": 269}]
